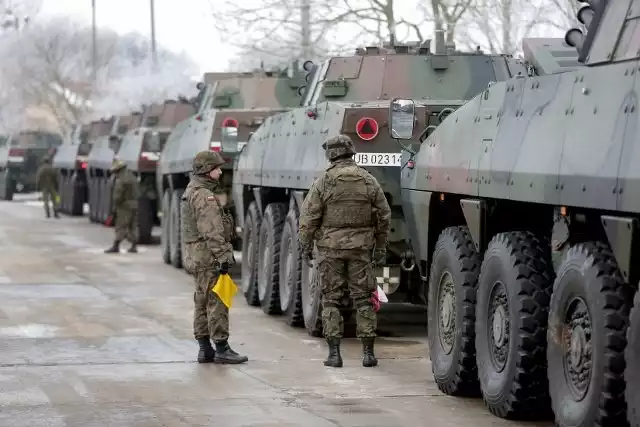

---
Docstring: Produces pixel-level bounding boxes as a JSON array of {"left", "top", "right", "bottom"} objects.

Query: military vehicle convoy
[
  {"left": 86, "top": 112, "right": 142, "bottom": 224},
  {"left": 389, "top": 1, "right": 640, "bottom": 425},
  {"left": 157, "top": 70, "right": 302, "bottom": 268},
  {"left": 0, "top": 130, "right": 63, "bottom": 200},
  {"left": 231, "top": 39, "right": 529, "bottom": 331},
  {"left": 116, "top": 99, "right": 194, "bottom": 244}
]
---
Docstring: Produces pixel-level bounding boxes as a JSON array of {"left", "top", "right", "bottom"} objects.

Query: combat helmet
[
  {"left": 111, "top": 158, "right": 126, "bottom": 172},
  {"left": 322, "top": 134, "right": 356, "bottom": 161},
  {"left": 192, "top": 150, "right": 225, "bottom": 175}
]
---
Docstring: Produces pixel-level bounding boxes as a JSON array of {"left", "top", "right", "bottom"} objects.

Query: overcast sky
[{"left": 39, "top": 0, "right": 232, "bottom": 76}]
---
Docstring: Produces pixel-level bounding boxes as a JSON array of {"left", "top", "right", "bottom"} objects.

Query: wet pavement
[{"left": 0, "top": 197, "right": 552, "bottom": 426}]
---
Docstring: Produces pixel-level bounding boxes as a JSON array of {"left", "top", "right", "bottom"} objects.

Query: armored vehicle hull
[
  {"left": 115, "top": 100, "right": 194, "bottom": 245},
  {"left": 52, "top": 124, "right": 91, "bottom": 216},
  {"left": 158, "top": 71, "right": 301, "bottom": 269},
  {"left": 86, "top": 113, "right": 142, "bottom": 225},
  {"left": 0, "top": 131, "right": 63, "bottom": 200},
  {"left": 232, "top": 44, "right": 527, "bottom": 331},
  {"left": 396, "top": 4, "right": 640, "bottom": 423}
]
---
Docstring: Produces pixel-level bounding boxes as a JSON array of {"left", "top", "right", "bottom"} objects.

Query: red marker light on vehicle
[
  {"left": 210, "top": 142, "right": 221, "bottom": 152},
  {"left": 195, "top": 115, "right": 202, "bottom": 121},
  {"left": 355, "top": 117, "right": 379, "bottom": 141},
  {"left": 222, "top": 118, "right": 238, "bottom": 128},
  {"left": 407, "top": 160, "right": 415, "bottom": 169},
  {"left": 81, "top": 162, "right": 88, "bottom": 169}
]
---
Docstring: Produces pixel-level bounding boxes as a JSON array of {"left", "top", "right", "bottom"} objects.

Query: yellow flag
[
  {"left": 212, "top": 274, "right": 238, "bottom": 308},
  {"left": 53, "top": 193, "right": 60, "bottom": 204}
]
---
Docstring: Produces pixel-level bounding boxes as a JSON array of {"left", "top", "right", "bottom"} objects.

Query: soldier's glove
[
  {"left": 219, "top": 262, "right": 229, "bottom": 275},
  {"left": 373, "top": 248, "right": 386, "bottom": 266}
]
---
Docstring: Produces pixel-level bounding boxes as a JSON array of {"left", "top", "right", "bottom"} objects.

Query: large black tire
[
  {"left": 240, "top": 202, "right": 261, "bottom": 306},
  {"left": 475, "top": 231, "right": 552, "bottom": 419},
  {"left": 137, "top": 196, "right": 153, "bottom": 245},
  {"left": 301, "top": 252, "right": 323, "bottom": 337},
  {"left": 547, "top": 242, "right": 632, "bottom": 427},
  {"left": 626, "top": 291, "right": 640, "bottom": 427},
  {"left": 169, "top": 188, "right": 184, "bottom": 269},
  {"left": 427, "top": 226, "right": 481, "bottom": 396},
  {"left": 97, "top": 178, "right": 107, "bottom": 223},
  {"left": 279, "top": 210, "right": 304, "bottom": 327},
  {"left": 103, "top": 178, "right": 113, "bottom": 224},
  {"left": 160, "top": 189, "right": 171, "bottom": 264},
  {"left": 257, "top": 203, "right": 287, "bottom": 315},
  {"left": 70, "top": 174, "right": 85, "bottom": 216}
]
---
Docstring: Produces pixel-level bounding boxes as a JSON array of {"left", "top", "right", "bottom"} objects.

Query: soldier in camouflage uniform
[
  {"left": 299, "top": 134, "right": 391, "bottom": 368},
  {"left": 35, "top": 155, "right": 60, "bottom": 219},
  {"left": 104, "top": 159, "right": 140, "bottom": 254},
  {"left": 181, "top": 150, "right": 248, "bottom": 364}
]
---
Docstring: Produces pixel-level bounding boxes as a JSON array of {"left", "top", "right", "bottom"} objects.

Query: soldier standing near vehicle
[
  {"left": 298, "top": 134, "right": 391, "bottom": 368},
  {"left": 181, "top": 150, "right": 248, "bottom": 364},
  {"left": 35, "top": 155, "right": 60, "bottom": 219},
  {"left": 104, "top": 159, "right": 139, "bottom": 254}
]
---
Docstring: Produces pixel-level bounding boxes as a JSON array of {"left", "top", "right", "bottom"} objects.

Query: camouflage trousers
[
  {"left": 114, "top": 208, "right": 138, "bottom": 244},
  {"left": 193, "top": 268, "right": 229, "bottom": 341},
  {"left": 318, "top": 250, "right": 377, "bottom": 339},
  {"left": 41, "top": 189, "right": 59, "bottom": 217}
]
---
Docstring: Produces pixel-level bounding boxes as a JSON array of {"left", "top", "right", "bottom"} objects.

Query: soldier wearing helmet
[
  {"left": 181, "top": 150, "right": 248, "bottom": 365},
  {"left": 104, "top": 158, "right": 140, "bottom": 253},
  {"left": 298, "top": 134, "right": 391, "bottom": 368},
  {"left": 35, "top": 154, "right": 60, "bottom": 219}
]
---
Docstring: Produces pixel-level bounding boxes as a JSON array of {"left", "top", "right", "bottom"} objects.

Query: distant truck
[
  {"left": 157, "top": 70, "right": 303, "bottom": 268},
  {"left": 86, "top": 112, "right": 143, "bottom": 224},
  {"left": 52, "top": 123, "right": 90, "bottom": 215},
  {"left": 0, "top": 130, "right": 63, "bottom": 200}
]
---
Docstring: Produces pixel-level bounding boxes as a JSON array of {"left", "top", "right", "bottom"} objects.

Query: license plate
[{"left": 354, "top": 153, "right": 402, "bottom": 167}]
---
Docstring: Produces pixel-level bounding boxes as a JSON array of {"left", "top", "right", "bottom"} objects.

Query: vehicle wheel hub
[
  {"left": 437, "top": 271, "right": 456, "bottom": 355},
  {"left": 488, "top": 281, "right": 509, "bottom": 372},
  {"left": 563, "top": 297, "right": 592, "bottom": 401}
]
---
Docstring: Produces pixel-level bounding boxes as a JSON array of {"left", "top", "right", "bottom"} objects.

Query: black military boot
[
  {"left": 104, "top": 240, "right": 121, "bottom": 253},
  {"left": 197, "top": 337, "right": 215, "bottom": 363},
  {"left": 214, "top": 340, "right": 248, "bottom": 364},
  {"left": 53, "top": 210, "right": 60, "bottom": 219},
  {"left": 324, "top": 337, "right": 343, "bottom": 368},
  {"left": 362, "top": 337, "right": 378, "bottom": 367},
  {"left": 127, "top": 243, "right": 137, "bottom": 253}
]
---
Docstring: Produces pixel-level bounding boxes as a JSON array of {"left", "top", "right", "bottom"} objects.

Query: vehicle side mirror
[
  {"left": 221, "top": 126, "right": 239, "bottom": 153},
  {"left": 389, "top": 98, "right": 416, "bottom": 140}
]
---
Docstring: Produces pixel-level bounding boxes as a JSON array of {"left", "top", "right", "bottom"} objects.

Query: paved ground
[{"left": 0, "top": 196, "right": 552, "bottom": 427}]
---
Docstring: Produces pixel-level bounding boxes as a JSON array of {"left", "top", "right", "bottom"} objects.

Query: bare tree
[
  {"left": 0, "top": 16, "right": 199, "bottom": 133},
  {"left": 421, "top": 0, "right": 475, "bottom": 44},
  {"left": 210, "top": 0, "right": 431, "bottom": 71},
  {"left": 458, "top": 0, "right": 562, "bottom": 55}
]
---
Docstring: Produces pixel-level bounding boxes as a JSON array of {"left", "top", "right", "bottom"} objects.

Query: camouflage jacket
[
  {"left": 111, "top": 169, "right": 139, "bottom": 212},
  {"left": 181, "top": 175, "right": 234, "bottom": 273},
  {"left": 299, "top": 158, "right": 391, "bottom": 254},
  {"left": 35, "top": 163, "right": 58, "bottom": 193}
]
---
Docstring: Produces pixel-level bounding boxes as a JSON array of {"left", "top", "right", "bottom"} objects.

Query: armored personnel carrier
[
  {"left": 117, "top": 99, "right": 194, "bottom": 244},
  {"left": 392, "top": 1, "right": 640, "bottom": 425},
  {"left": 0, "top": 129, "right": 63, "bottom": 200},
  {"left": 158, "top": 70, "right": 302, "bottom": 268},
  {"left": 86, "top": 112, "right": 142, "bottom": 224},
  {"left": 52, "top": 123, "right": 91, "bottom": 216},
  {"left": 232, "top": 37, "right": 528, "bottom": 330}
]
